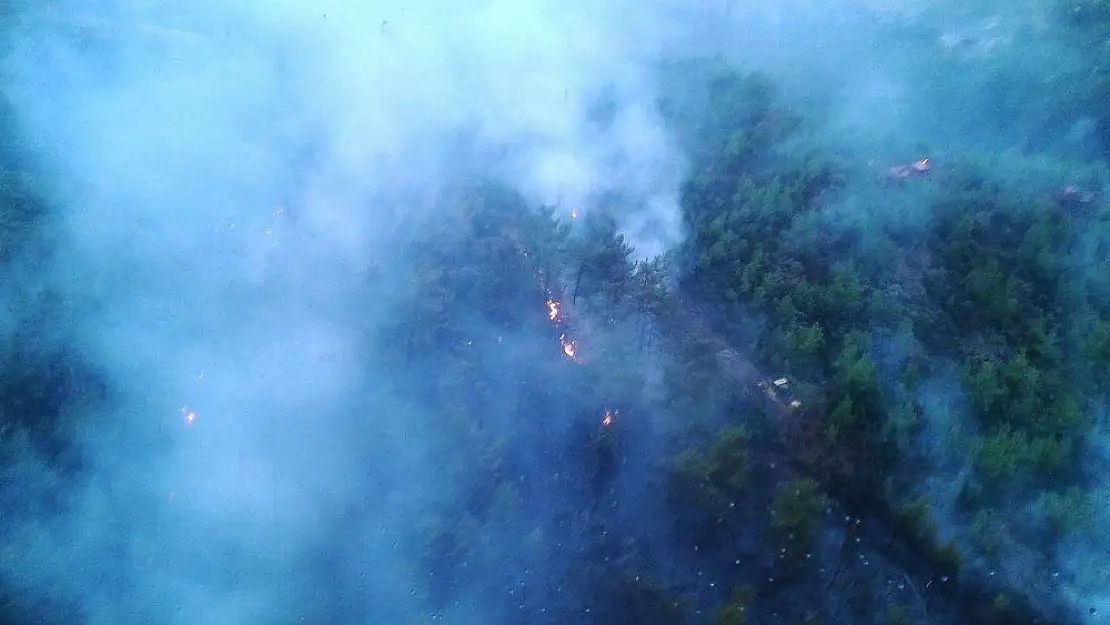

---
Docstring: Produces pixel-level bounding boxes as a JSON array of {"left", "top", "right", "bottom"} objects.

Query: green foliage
[
  {"left": 668, "top": 426, "right": 752, "bottom": 516},
  {"left": 770, "top": 477, "right": 824, "bottom": 536},
  {"left": 659, "top": 60, "right": 799, "bottom": 177},
  {"left": 385, "top": 182, "right": 572, "bottom": 365},
  {"left": 769, "top": 478, "right": 826, "bottom": 572},
  {"left": 964, "top": 353, "right": 1083, "bottom": 439},
  {"left": 973, "top": 424, "right": 1073, "bottom": 490},
  {"left": 917, "top": 171, "right": 1109, "bottom": 498},
  {"left": 932, "top": 539, "right": 965, "bottom": 580},
  {"left": 715, "top": 603, "right": 747, "bottom": 625},
  {"left": 894, "top": 496, "right": 963, "bottom": 579},
  {"left": 770, "top": 322, "right": 825, "bottom": 369},
  {"left": 882, "top": 402, "right": 923, "bottom": 453},
  {"left": 666, "top": 57, "right": 1110, "bottom": 624},
  {"left": 963, "top": 587, "right": 1048, "bottom": 625},
  {"left": 886, "top": 605, "right": 912, "bottom": 625},
  {"left": 1037, "top": 486, "right": 1094, "bottom": 535},
  {"left": 571, "top": 210, "right": 639, "bottom": 317},
  {"left": 1080, "top": 315, "right": 1110, "bottom": 376},
  {"left": 928, "top": 192, "right": 1069, "bottom": 346},
  {"left": 895, "top": 497, "right": 935, "bottom": 543},
  {"left": 796, "top": 332, "right": 898, "bottom": 488},
  {"left": 2, "top": 48, "right": 1101, "bottom": 625},
  {"left": 987, "top": 594, "right": 1020, "bottom": 625},
  {"left": 713, "top": 587, "right": 755, "bottom": 625}
]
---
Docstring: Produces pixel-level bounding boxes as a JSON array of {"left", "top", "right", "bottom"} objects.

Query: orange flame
[
  {"left": 602, "top": 408, "right": 614, "bottom": 428},
  {"left": 180, "top": 406, "right": 196, "bottom": 425},
  {"left": 547, "top": 299, "right": 561, "bottom": 323},
  {"left": 545, "top": 294, "right": 580, "bottom": 363},
  {"left": 560, "top": 334, "right": 580, "bottom": 362}
]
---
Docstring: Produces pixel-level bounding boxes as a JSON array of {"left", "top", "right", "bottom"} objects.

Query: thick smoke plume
[
  {"left": 1, "top": 0, "right": 705, "bottom": 621},
  {"left": 6, "top": 0, "right": 1109, "bottom": 623}
]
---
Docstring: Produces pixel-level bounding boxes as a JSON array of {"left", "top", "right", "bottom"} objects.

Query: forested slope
[
  {"left": 358, "top": 61, "right": 1110, "bottom": 624},
  {"left": 3, "top": 3, "right": 1110, "bottom": 624}
]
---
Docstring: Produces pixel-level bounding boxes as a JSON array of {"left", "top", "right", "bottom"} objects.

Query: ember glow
[
  {"left": 180, "top": 406, "right": 196, "bottom": 425},
  {"left": 560, "top": 334, "right": 579, "bottom": 362},
  {"left": 544, "top": 294, "right": 581, "bottom": 363},
  {"left": 602, "top": 408, "right": 615, "bottom": 428},
  {"left": 546, "top": 299, "right": 561, "bottom": 323}
]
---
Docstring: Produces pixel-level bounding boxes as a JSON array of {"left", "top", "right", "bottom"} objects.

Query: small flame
[
  {"left": 602, "top": 408, "right": 614, "bottom": 428},
  {"left": 180, "top": 406, "right": 196, "bottom": 425},
  {"left": 547, "top": 299, "right": 561, "bottom": 323},
  {"left": 560, "top": 334, "right": 579, "bottom": 362},
  {"left": 571, "top": 208, "right": 579, "bottom": 220}
]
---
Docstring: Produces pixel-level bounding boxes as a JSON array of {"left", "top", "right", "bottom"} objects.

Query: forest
[{"left": 3, "top": 1, "right": 1110, "bottom": 624}]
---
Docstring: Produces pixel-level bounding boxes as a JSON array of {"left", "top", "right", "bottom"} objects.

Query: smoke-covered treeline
[{"left": 3, "top": 1, "right": 1110, "bottom": 624}]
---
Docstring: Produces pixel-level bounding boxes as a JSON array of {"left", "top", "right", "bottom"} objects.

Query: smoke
[
  {"left": 0, "top": 0, "right": 712, "bottom": 621},
  {"left": 0, "top": 0, "right": 942, "bottom": 621},
  {"left": 7, "top": 0, "right": 1109, "bottom": 622}
]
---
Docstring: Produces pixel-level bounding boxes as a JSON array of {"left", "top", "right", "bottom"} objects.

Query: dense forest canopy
[{"left": 3, "top": 1, "right": 1110, "bottom": 624}]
